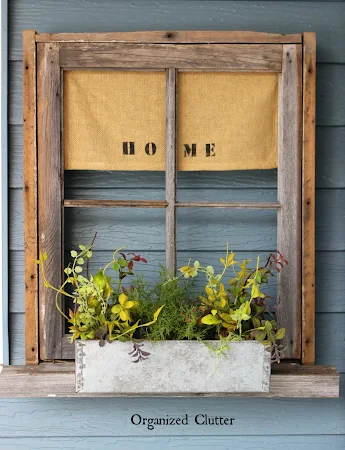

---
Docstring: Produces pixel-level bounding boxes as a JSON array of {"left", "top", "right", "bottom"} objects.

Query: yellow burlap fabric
[{"left": 64, "top": 71, "right": 278, "bottom": 171}]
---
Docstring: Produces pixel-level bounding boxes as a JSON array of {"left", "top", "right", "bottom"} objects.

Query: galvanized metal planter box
[{"left": 75, "top": 340, "right": 271, "bottom": 394}]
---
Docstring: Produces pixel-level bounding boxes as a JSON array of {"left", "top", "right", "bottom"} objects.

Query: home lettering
[{"left": 122, "top": 142, "right": 216, "bottom": 157}]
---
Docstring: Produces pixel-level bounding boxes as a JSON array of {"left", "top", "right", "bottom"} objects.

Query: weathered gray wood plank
[
  {"left": 301, "top": 32, "right": 316, "bottom": 364},
  {"left": 0, "top": 361, "right": 340, "bottom": 398},
  {"left": 9, "top": 312, "right": 345, "bottom": 370},
  {"left": 22, "top": 29, "right": 39, "bottom": 364},
  {"left": 277, "top": 44, "right": 302, "bottom": 358},
  {"left": 37, "top": 43, "right": 63, "bottom": 360},
  {"left": 0, "top": 436, "right": 345, "bottom": 450},
  {"left": 9, "top": 250, "right": 345, "bottom": 314},
  {"left": 9, "top": 1, "right": 345, "bottom": 62},
  {"left": 64, "top": 200, "right": 167, "bottom": 208},
  {"left": 165, "top": 68, "right": 177, "bottom": 275},
  {"left": 37, "top": 30, "right": 302, "bottom": 44},
  {"left": 60, "top": 42, "right": 282, "bottom": 70}
]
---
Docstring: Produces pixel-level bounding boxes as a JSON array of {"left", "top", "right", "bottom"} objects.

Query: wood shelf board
[{"left": 0, "top": 363, "right": 339, "bottom": 398}]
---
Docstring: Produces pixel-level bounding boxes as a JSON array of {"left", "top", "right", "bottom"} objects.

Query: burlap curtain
[{"left": 64, "top": 71, "right": 278, "bottom": 171}]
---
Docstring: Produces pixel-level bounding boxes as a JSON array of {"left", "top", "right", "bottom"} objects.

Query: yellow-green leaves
[
  {"left": 153, "top": 305, "right": 165, "bottom": 322},
  {"left": 220, "top": 251, "right": 238, "bottom": 268},
  {"left": 109, "top": 304, "right": 164, "bottom": 341},
  {"left": 35, "top": 250, "right": 48, "bottom": 265},
  {"left": 252, "top": 316, "right": 261, "bottom": 329},
  {"left": 93, "top": 270, "right": 106, "bottom": 290},
  {"left": 201, "top": 314, "right": 222, "bottom": 325},
  {"left": 275, "top": 327, "right": 286, "bottom": 340},
  {"left": 179, "top": 265, "right": 198, "bottom": 278},
  {"left": 39, "top": 239, "right": 286, "bottom": 361},
  {"left": 230, "top": 302, "right": 251, "bottom": 323},
  {"left": 111, "top": 293, "right": 138, "bottom": 321},
  {"left": 244, "top": 276, "right": 265, "bottom": 300},
  {"left": 204, "top": 283, "right": 228, "bottom": 310}
]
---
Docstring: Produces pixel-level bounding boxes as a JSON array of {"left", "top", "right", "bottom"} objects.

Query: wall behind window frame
[{"left": 2, "top": 1, "right": 345, "bottom": 449}]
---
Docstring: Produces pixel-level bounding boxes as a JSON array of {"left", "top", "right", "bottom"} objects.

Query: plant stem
[{"left": 86, "top": 232, "right": 97, "bottom": 278}]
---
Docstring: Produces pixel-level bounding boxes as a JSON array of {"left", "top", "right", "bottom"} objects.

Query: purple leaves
[{"left": 129, "top": 343, "right": 151, "bottom": 363}]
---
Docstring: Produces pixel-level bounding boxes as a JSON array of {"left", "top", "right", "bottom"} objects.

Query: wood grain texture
[
  {"left": 65, "top": 189, "right": 276, "bottom": 203},
  {"left": 165, "top": 68, "right": 177, "bottom": 275},
  {"left": 37, "top": 43, "right": 63, "bottom": 360},
  {"left": 277, "top": 44, "right": 302, "bottom": 359},
  {"left": 0, "top": 363, "right": 339, "bottom": 398},
  {"left": 36, "top": 30, "right": 301, "bottom": 44},
  {"left": 302, "top": 32, "right": 316, "bottom": 364},
  {"left": 59, "top": 43, "right": 282, "bottom": 71},
  {"left": 22, "top": 30, "right": 38, "bottom": 365},
  {"left": 64, "top": 200, "right": 167, "bottom": 208},
  {"left": 0, "top": 436, "right": 344, "bottom": 450},
  {"left": 9, "top": 1, "right": 345, "bottom": 62}
]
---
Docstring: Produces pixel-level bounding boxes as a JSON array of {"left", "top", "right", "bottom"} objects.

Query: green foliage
[
  {"left": 136, "top": 273, "right": 210, "bottom": 341},
  {"left": 178, "top": 245, "right": 287, "bottom": 362},
  {"left": 36, "top": 240, "right": 287, "bottom": 362},
  {"left": 36, "top": 244, "right": 162, "bottom": 344}
]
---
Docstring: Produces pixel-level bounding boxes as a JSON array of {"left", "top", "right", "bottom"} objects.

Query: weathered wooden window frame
[{"left": 23, "top": 30, "right": 316, "bottom": 368}]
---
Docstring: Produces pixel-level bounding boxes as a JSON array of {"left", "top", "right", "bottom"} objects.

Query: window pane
[
  {"left": 64, "top": 171, "right": 165, "bottom": 201},
  {"left": 177, "top": 207, "right": 277, "bottom": 252},
  {"left": 64, "top": 207, "right": 165, "bottom": 252},
  {"left": 63, "top": 70, "right": 166, "bottom": 171},
  {"left": 176, "top": 207, "right": 278, "bottom": 310},
  {"left": 63, "top": 207, "right": 166, "bottom": 325},
  {"left": 176, "top": 71, "right": 278, "bottom": 201}
]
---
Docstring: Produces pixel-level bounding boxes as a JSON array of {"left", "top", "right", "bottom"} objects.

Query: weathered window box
[{"left": 76, "top": 340, "right": 271, "bottom": 394}]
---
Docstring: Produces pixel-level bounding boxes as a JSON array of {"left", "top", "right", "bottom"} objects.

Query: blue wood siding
[{"left": 3, "top": 1, "right": 345, "bottom": 448}]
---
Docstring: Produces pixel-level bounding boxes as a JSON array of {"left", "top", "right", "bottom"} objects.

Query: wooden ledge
[{"left": 0, "top": 363, "right": 339, "bottom": 398}]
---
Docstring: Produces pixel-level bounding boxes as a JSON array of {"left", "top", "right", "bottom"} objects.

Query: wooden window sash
[
  {"left": 277, "top": 44, "right": 302, "bottom": 358},
  {"left": 58, "top": 43, "right": 283, "bottom": 71},
  {"left": 23, "top": 31, "right": 315, "bottom": 365},
  {"left": 165, "top": 68, "right": 177, "bottom": 275},
  {"left": 35, "top": 31, "right": 302, "bottom": 44},
  {"left": 37, "top": 43, "right": 64, "bottom": 360}
]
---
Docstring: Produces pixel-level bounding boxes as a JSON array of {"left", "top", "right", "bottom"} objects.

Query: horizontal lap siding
[
  {"left": 8, "top": 1, "right": 345, "bottom": 63},
  {"left": 0, "top": 376, "right": 344, "bottom": 436},
  {"left": 5, "top": 0, "right": 345, "bottom": 448},
  {"left": 0, "top": 436, "right": 345, "bottom": 449}
]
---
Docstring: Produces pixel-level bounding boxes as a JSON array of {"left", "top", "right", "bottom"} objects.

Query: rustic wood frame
[{"left": 23, "top": 30, "right": 316, "bottom": 367}]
